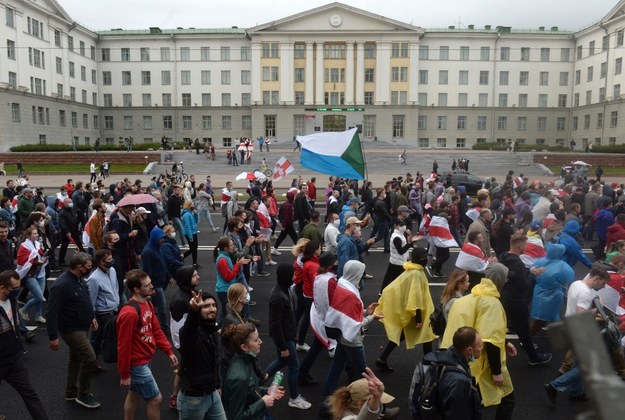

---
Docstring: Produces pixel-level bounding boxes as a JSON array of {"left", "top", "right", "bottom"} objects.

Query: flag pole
[{"left": 358, "top": 131, "right": 368, "bottom": 181}]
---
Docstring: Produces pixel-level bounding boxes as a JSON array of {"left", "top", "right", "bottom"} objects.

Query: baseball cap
[
  {"left": 397, "top": 205, "right": 410, "bottom": 213},
  {"left": 136, "top": 206, "right": 151, "bottom": 215},
  {"left": 346, "top": 216, "right": 362, "bottom": 226},
  {"left": 529, "top": 220, "right": 542, "bottom": 231},
  {"left": 349, "top": 197, "right": 360, "bottom": 204},
  {"left": 347, "top": 378, "right": 394, "bottom": 404}
]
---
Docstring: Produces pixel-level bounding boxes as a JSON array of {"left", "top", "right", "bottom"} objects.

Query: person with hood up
[
  {"left": 177, "top": 290, "right": 226, "bottom": 419},
  {"left": 161, "top": 224, "right": 184, "bottom": 280},
  {"left": 529, "top": 243, "right": 575, "bottom": 335},
  {"left": 181, "top": 200, "right": 201, "bottom": 269},
  {"left": 375, "top": 247, "right": 437, "bottom": 372},
  {"left": 319, "top": 261, "right": 397, "bottom": 418},
  {"left": 167, "top": 265, "right": 200, "bottom": 410},
  {"left": 441, "top": 263, "right": 517, "bottom": 420},
  {"left": 592, "top": 198, "right": 615, "bottom": 261},
  {"left": 555, "top": 220, "right": 592, "bottom": 269},
  {"left": 44, "top": 195, "right": 61, "bottom": 271},
  {"left": 265, "top": 263, "right": 312, "bottom": 410},
  {"left": 141, "top": 227, "right": 170, "bottom": 330}
]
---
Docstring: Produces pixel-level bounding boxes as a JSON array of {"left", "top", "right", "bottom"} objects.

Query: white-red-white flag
[
  {"left": 429, "top": 215, "right": 458, "bottom": 248},
  {"left": 520, "top": 234, "right": 546, "bottom": 268},
  {"left": 273, "top": 156, "right": 294, "bottom": 181},
  {"left": 455, "top": 243, "right": 489, "bottom": 273}
]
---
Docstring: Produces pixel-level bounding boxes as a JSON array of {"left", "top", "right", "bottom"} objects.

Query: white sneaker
[
  {"left": 296, "top": 343, "right": 311, "bottom": 352},
  {"left": 271, "top": 247, "right": 282, "bottom": 256},
  {"left": 328, "top": 347, "right": 336, "bottom": 358},
  {"left": 288, "top": 395, "right": 312, "bottom": 410},
  {"left": 19, "top": 308, "right": 29, "bottom": 322},
  {"left": 266, "top": 260, "right": 277, "bottom": 265},
  {"left": 35, "top": 316, "right": 46, "bottom": 324}
]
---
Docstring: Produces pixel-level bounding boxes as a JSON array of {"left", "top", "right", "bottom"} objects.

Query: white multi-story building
[{"left": 1, "top": 0, "right": 625, "bottom": 151}]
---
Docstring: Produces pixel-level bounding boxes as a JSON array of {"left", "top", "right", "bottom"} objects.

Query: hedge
[
  {"left": 591, "top": 144, "right": 625, "bottom": 153},
  {"left": 471, "top": 143, "right": 569, "bottom": 152},
  {"left": 10, "top": 142, "right": 169, "bottom": 152}
]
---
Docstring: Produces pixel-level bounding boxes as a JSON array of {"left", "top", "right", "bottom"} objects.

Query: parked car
[{"left": 443, "top": 172, "right": 485, "bottom": 195}]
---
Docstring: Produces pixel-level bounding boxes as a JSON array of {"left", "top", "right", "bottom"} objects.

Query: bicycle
[
  {"left": 256, "top": 164, "right": 273, "bottom": 178},
  {"left": 167, "top": 162, "right": 189, "bottom": 184}
]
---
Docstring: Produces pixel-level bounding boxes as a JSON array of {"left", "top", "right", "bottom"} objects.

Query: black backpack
[
  {"left": 409, "top": 360, "right": 463, "bottom": 420},
  {"left": 101, "top": 301, "right": 142, "bottom": 364},
  {"left": 429, "top": 306, "right": 446, "bottom": 337}
]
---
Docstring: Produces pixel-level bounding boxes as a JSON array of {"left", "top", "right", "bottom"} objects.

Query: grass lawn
[
  {"left": 548, "top": 166, "right": 625, "bottom": 175},
  {"left": 3, "top": 163, "right": 145, "bottom": 174}
]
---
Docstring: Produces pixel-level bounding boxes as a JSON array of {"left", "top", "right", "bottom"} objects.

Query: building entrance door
[{"left": 323, "top": 115, "right": 346, "bottom": 132}]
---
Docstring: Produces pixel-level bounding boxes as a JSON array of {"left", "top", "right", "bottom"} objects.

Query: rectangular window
[
  {"left": 459, "top": 70, "right": 469, "bottom": 85},
  {"left": 141, "top": 71, "right": 151, "bottom": 85},
  {"left": 28, "top": 17, "right": 44, "bottom": 38},
  {"left": 6, "top": 7, "right": 15, "bottom": 27},
  {"left": 364, "top": 43, "right": 376, "bottom": 59},
  {"left": 202, "top": 93, "right": 211, "bottom": 107},
  {"left": 418, "top": 138, "right": 429, "bottom": 148},
  {"left": 294, "top": 43, "right": 306, "bottom": 59},
  {"left": 29, "top": 48, "right": 45, "bottom": 69},
  {"left": 418, "top": 93, "right": 427, "bottom": 106},
  {"left": 557, "top": 117, "right": 566, "bottom": 131},
  {"left": 584, "top": 115, "right": 591, "bottom": 129},
  {"left": 538, "top": 117, "right": 547, "bottom": 131},
  {"left": 241, "top": 70, "right": 251, "bottom": 84},
  {"left": 498, "top": 116, "right": 507, "bottom": 130},
  {"left": 142, "top": 94, "right": 151, "bottom": 106},
  {"left": 201, "top": 70, "right": 211, "bottom": 85},
  {"left": 59, "top": 110, "right": 66, "bottom": 126},
  {"left": 182, "top": 93, "right": 191, "bottom": 107},
  {"left": 103, "top": 94, "right": 112, "bottom": 107},
  {"left": 392, "top": 115, "right": 405, "bottom": 137},
  {"left": 364, "top": 92, "right": 374, "bottom": 105},
  {"left": 572, "top": 116, "right": 578, "bottom": 130},
  {"left": 616, "top": 57, "right": 623, "bottom": 75},
  {"left": 163, "top": 116, "right": 172, "bottom": 130},
  {"left": 55, "top": 56, "right": 62, "bottom": 73},
  {"left": 222, "top": 93, "right": 231, "bottom": 107},
  {"left": 499, "top": 71, "right": 509, "bottom": 85},
  {"left": 101, "top": 48, "right": 110, "bottom": 61},
  {"left": 589, "top": 41, "right": 595, "bottom": 56},
  {"left": 162, "top": 94, "right": 172, "bottom": 107},
  {"left": 220, "top": 47, "right": 230, "bottom": 61},
  {"left": 11, "top": 103, "right": 19, "bottom": 122},
  {"left": 91, "top": 70, "right": 97, "bottom": 84},
  {"left": 438, "top": 93, "right": 447, "bottom": 107},
  {"left": 561, "top": 48, "right": 570, "bottom": 62},
  {"left": 143, "top": 116, "right": 152, "bottom": 130},
  {"left": 180, "top": 47, "right": 190, "bottom": 61},
  {"left": 182, "top": 116, "right": 192, "bottom": 130},
  {"left": 601, "top": 62, "right": 608, "bottom": 79},
  {"left": 456, "top": 138, "right": 466, "bottom": 148},
  {"left": 241, "top": 47, "right": 250, "bottom": 61},
  {"left": 599, "top": 87, "right": 606, "bottom": 102},
  {"left": 242, "top": 115, "right": 252, "bottom": 130},
  {"left": 479, "top": 93, "right": 488, "bottom": 107},
  {"left": 521, "top": 47, "right": 530, "bottom": 61},
  {"left": 8, "top": 72, "right": 16, "bottom": 89},
  {"left": 437, "top": 138, "right": 447, "bottom": 148},
  {"left": 437, "top": 116, "right": 447, "bottom": 129},
  {"left": 477, "top": 116, "right": 487, "bottom": 130},
  {"left": 611, "top": 111, "right": 618, "bottom": 127},
  {"left": 7, "top": 40, "right": 15, "bottom": 60},
  {"left": 460, "top": 46, "right": 470, "bottom": 60},
  {"left": 498, "top": 94, "right": 508, "bottom": 107},
  {"left": 539, "top": 71, "right": 549, "bottom": 86},
  {"left": 200, "top": 47, "right": 210, "bottom": 61},
  {"left": 123, "top": 94, "right": 132, "bottom": 107},
  {"left": 519, "top": 71, "right": 529, "bottom": 86},
  {"left": 264, "top": 115, "right": 276, "bottom": 137},
  {"left": 457, "top": 116, "right": 467, "bottom": 129},
  {"left": 140, "top": 47, "right": 150, "bottom": 61},
  {"left": 70, "top": 87, "right": 76, "bottom": 101},
  {"left": 418, "top": 115, "right": 427, "bottom": 129},
  {"left": 295, "top": 91, "right": 305, "bottom": 105},
  {"left": 558, "top": 94, "right": 567, "bottom": 107},
  {"left": 517, "top": 117, "right": 527, "bottom": 131},
  {"left": 124, "top": 116, "right": 133, "bottom": 129},
  {"left": 262, "top": 42, "right": 280, "bottom": 58},
  {"left": 419, "top": 45, "right": 429, "bottom": 60},
  {"left": 391, "top": 43, "right": 408, "bottom": 58},
  {"left": 181, "top": 70, "right": 191, "bottom": 85},
  {"left": 588, "top": 66, "right": 594, "bottom": 82},
  {"left": 104, "top": 116, "right": 114, "bottom": 129},
  {"left": 222, "top": 115, "right": 232, "bottom": 130},
  {"left": 69, "top": 61, "right": 75, "bottom": 77},
  {"left": 500, "top": 47, "right": 510, "bottom": 61},
  {"left": 294, "top": 68, "right": 305, "bottom": 83},
  {"left": 122, "top": 71, "right": 131, "bottom": 85},
  {"left": 577, "top": 45, "right": 583, "bottom": 59},
  {"left": 221, "top": 70, "right": 231, "bottom": 85},
  {"left": 390, "top": 91, "right": 407, "bottom": 105},
  {"left": 615, "top": 84, "right": 621, "bottom": 98},
  {"left": 618, "top": 30, "right": 625, "bottom": 47},
  {"left": 79, "top": 41, "right": 85, "bottom": 56},
  {"left": 586, "top": 90, "right": 592, "bottom": 105},
  {"left": 540, "top": 48, "right": 550, "bottom": 62},
  {"left": 121, "top": 48, "right": 130, "bottom": 61},
  {"left": 161, "top": 47, "right": 170, "bottom": 61},
  {"left": 479, "top": 71, "right": 489, "bottom": 85},
  {"left": 603, "top": 35, "right": 610, "bottom": 51},
  {"left": 480, "top": 47, "right": 490, "bottom": 61},
  {"left": 597, "top": 112, "right": 604, "bottom": 128},
  {"left": 202, "top": 116, "right": 211, "bottom": 130},
  {"left": 438, "top": 70, "right": 448, "bottom": 85},
  {"left": 161, "top": 70, "right": 171, "bottom": 85},
  {"left": 366, "top": 68, "right": 376, "bottom": 83},
  {"left": 363, "top": 115, "right": 375, "bottom": 138},
  {"left": 458, "top": 93, "right": 468, "bottom": 107},
  {"left": 559, "top": 72, "right": 569, "bottom": 86},
  {"left": 439, "top": 46, "right": 449, "bottom": 60},
  {"left": 538, "top": 94, "right": 548, "bottom": 107}
]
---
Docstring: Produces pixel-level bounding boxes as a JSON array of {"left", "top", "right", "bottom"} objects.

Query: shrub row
[
  {"left": 472, "top": 142, "right": 570, "bottom": 152},
  {"left": 9, "top": 142, "right": 183, "bottom": 152}
]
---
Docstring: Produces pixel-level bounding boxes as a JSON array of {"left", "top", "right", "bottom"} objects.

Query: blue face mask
[
  {"left": 7, "top": 289, "right": 20, "bottom": 300},
  {"left": 469, "top": 354, "right": 475, "bottom": 362}
]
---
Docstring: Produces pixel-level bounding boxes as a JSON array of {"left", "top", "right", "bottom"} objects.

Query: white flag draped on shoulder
[
  {"left": 456, "top": 243, "right": 489, "bottom": 273},
  {"left": 272, "top": 156, "right": 294, "bottom": 181},
  {"left": 428, "top": 215, "right": 458, "bottom": 248}
]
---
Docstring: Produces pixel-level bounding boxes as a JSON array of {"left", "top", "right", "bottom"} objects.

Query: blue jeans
[
  {"left": 265, "top": 340, "right": 300, "bottom": 399},
  {"left": 198, "top": 209, "right": 215, "bottom": 228},
  {"left": 22, "top": 270, "right": 46, "bottom": 317},
  {"left": 551, "top": 366, "right": 584, "bottom": 397},
  {"left": 172, "top": 217, "right": 188, "bottom": 246},
  {"left": 321, "top": 342, "right": 366, "bottom": 403},
  {"left": 153, "top": 287, "right": 169, "bottom": 331},
  {"left": 177, "top": 389, "right": 227, "bottom": 420},
  {"left": 299, "top": 335, "right": 325, "bottom": 377},
  {"left": 130, "top": 363, "right": 160, "bottom": 401}
]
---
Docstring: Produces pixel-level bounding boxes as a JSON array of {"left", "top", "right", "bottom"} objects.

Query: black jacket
[
  {"left": 268, "top": 284, "right": 296, "bottom": 351},
  {"left": 423, "top": 347, "right": 482, "bottom": 420},
  {"left": 499, "top": 251, "right": 529, "bottom": 301},
  {"left": 294, "top": 193, "right": 311, "bottom": 221},
  {"left": 46, "top": 270, "right": 94, "bottom": 340},
  {"left": 0, "top": 239, "right": 15, "bottom": 272},
  {"left": 59, "top": 207, "right": 80, "bottom": 236},
  {"left": 178, "top": 304, "right": 221, "bottom": 395},
  {"left": 0, "top": 298, "right": 23, "bottom": 364},
  {"left": 374, "top": 197, "right": 391, "bottom": 222},
  {"left": 167, "top": 195, "right": 183, "bottom": 219},
  {"left": 170, "top": 266, "right": 196, "bottom": 323}
]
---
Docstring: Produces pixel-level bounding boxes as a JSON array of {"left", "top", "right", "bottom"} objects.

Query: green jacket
[
  {"left": 300, "top": 222, "right": 323, "bottom": 243},
  {"left": 222, "top": 352, "right": 266, "bottom": 420}
]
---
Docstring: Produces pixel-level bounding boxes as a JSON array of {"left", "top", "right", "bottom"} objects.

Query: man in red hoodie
[
  {"left": 607, "top": 214, "right": 625, "bottom": 251},
  {"left": 117, "top": 269, "right": 178, "bottom": 420}
]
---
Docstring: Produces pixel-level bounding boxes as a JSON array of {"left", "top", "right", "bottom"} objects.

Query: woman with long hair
[
  {"left": 214, "top": 237, "right": 250, "bottom": 324},
  {"left": 440, "top": 269, "right": 470, "bottom": 321},
  {"left": 221, "top": 323, "right": 284, "bottom": 419},
  {"left": 296, "top": 240, "right": 321, "bottom": 352},
  {"left": 17, "top": 226, "right": 48, "bottom": 323}
]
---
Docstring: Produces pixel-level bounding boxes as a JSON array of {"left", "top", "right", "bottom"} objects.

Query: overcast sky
[{"left": 59, "top": 0, "right": 618, "bottom": 32}]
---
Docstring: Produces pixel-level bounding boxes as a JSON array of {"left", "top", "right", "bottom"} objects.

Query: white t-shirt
[{"left": 565, "top": 280, "right": 596, "bottom": 317}]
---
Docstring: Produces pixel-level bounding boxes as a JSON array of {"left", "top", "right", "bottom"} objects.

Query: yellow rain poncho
[
  {"left": 441, "top": 274, "right": 513, "bottom": 407},
  {"left": 375, "top": 261, "right": 437, "bottom": 348}
]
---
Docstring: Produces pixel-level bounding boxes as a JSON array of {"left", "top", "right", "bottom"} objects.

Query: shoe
[
  {"left": 266, "top": 260, "right": 277, "bottom": 265},
  {"left": 18, "top": 308, "right": 29, "bottom": 322},
  {"left": 248, "top": 300, "right": 257, "bottom": 306},
  {"left": 65, "top": 390, "right": 78, "bottom": 401},
  {"left": 425, "top": 266, "right": 434, "bottom": 278},
  {"left": 271, "top": 234, "right": 278, "bottom": 240},
  {"left": 35, "top": 316, "right": 46, "bottom": 324},
  {"left": 296, "top": 343, "right": 311, "bottom": 352},
  {"left": 519, "top": 342, "right": 539, "bottom": 350},
  {"left": 288, "top": 395, "right": 312, "bottom": 410},
  {"left": 94, "top": 364, "right": 109, "bottom": 373},
  {"left": 363, "top": 274, "right": 373, "bottom": 279},
  {"left": 249, "top": 318, "right": 261, "bottom": 326},
  {"left": 298, "top": 374, "right": 318, "bottom": 386},
  {"left": 381, "top": 407, "right": 400, "bottom": 419},
  {"left": 256, "top": 272, "right": 270, "bottom": 277},
  {"left": 23, "top": 331, "right": 36, "bottom": 342},
  {"left": 528, "top": 352, "right": 552, "bottom": 366},
  {"left": 75, "top": 393, "right": 101, "bottom": 409},
  {"left": 212, "top": 227, "right": 220, "bottom": 232},
  {"left": 169, "top": 394, "right": 177, "bottom": 410},
  {"left": 248, "top": 287, "right": 254, "bottom": 291},
  {"left": 271, "top": 247, "right": 282, "bottom": 255},
  {"left": 544, "top": 383, "right": 557, "bottom": 404},
  {"left": 375, "top": 358, "right": 394, "bottom": 373},
  {"left": 328, "top": 347, "right": 336, "bottom": 358}
]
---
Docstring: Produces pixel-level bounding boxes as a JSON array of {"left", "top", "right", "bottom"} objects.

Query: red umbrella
[{"left": 116, "top": 193, "right": 159, "bottom": 207}]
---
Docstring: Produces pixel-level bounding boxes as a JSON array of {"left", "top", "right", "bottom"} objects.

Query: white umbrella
[{"left": 572, "top": 161, "right": 592, "bottom": 167}]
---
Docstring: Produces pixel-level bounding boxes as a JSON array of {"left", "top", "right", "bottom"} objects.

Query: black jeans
[
  {"left": 59, "top": 233, "right": 85, "bottom": 265},
  {"left": 90, "top": 312, "right": 114, "bottom": 357},
  {"left": 502, "top": 298, "right": 539, "bottom": 360},
  {"left": 183, "top": 233, "right": 198, "bottom": 265},
  {"left": 0, "top": 355, "right": 48, "bottom": 419},
  {"left": 297, "top": 296, "right": 313, "bottom": 345},
  {"left": 274, "top": 224, "right": 298, "bottom": 248},
  {"left": 432, "top": 246, "right": 450, "bottom": 274}
]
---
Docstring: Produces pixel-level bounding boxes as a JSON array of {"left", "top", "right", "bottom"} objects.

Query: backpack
[
  {"left": 101, "top": 301, "right": 142, "bottom": 364},
  {"left": 409, "top": 360, "right": 462, "bottom": 420},
  {"left": 221, "top": 202, "right": 228, "bottom": 218},
  {"left": 429, "top": 306, "right": 446, "bottom": 337}
]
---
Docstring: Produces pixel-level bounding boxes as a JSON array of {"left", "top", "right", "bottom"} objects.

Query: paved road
[{"left": 0, "top": 216, "right": 596, "bottom": 420}]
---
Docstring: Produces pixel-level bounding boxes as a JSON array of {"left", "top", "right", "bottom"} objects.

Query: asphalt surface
[{"left": 0, "top": 216, "right": 600, "bottom": 420}]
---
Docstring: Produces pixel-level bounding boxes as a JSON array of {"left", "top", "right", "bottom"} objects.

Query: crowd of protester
[{"left": 1, "top": 158, "right": 625, "bottom": 419}]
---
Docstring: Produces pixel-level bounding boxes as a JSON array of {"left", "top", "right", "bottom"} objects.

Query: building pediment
[
  {"left": 24, "top": 0, "right": 73, "bottom": 22},
  {"left": 248, "top": 2, "right": 421, "bottom": 35},
  {"left": 601, "top": 0, "right": 625, "bottom": 24}
]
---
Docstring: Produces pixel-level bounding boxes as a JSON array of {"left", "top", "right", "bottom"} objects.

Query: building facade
[{"left": 1, "top": 0, "right": 625, "bottom": 151}]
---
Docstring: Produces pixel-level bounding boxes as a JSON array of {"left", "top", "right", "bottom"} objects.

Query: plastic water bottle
[{"left": 268, "top": 371, "right": 283, "bottom": 397}]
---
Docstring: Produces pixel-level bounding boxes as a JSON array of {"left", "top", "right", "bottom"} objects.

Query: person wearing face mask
[
  {"left": 323, "top": 212, "right": 341, "bottom": 255},
  {"left": 0, "top": 269, "right": 49, "bottom": 419},
  {"left": 46, "top": 252, "right": 101, "bottom": 409},
  {"left": 86, "top": 249, "right": 119, "bottom": 369},
  {"left": 161, "top": 224, "right": 184, "bottom": 280},
  {"left": 336, "top": 217, "right": 375, "bottom": 278},
  {"left": 59, "top": 198, "right": 85, "bottom": 267},
  {"left": 380, "top": 219, "right": 420, "bottom": 293}
]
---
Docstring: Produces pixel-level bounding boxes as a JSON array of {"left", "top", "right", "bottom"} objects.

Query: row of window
[
  {"left": 101, "top": 115, "right": 251, "bottom": 131},
  {"left": 419, "top": 69, "right": 570, "bottom": 86},
  {"left": 417, "top": 92, "right": 569, "bottom": 107},
  {"left": 10, "top": 104, "right": 99, "bottom": 129},
  {"left": 419, "top": 46, "right": 572, "bottom": 62},
  {"left": 101, "top": 46, "right": 250, "bottom": 62}
]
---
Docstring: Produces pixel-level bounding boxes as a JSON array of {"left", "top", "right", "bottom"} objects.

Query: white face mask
[
  {"left": 332, "top": 219, "right": 340, "bottom": 227},
  {"left": 353, "top": 225, "right": 361, "bottom": 234},
  {"left": 168, "top": 233, "right": 176, "bottom": 238},
  {"left": 38, "top": 221, "right": 45, "bottom": 227},
  {"left": 398, "top": 226, "right": 406, "bottom": 234}
]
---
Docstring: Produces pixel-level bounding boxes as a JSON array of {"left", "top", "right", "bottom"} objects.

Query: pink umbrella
[{"left": 116, "top": 193, "right": 159, "bottom": 207}]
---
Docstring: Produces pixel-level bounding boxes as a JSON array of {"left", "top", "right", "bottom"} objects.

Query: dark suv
[{"left": 443, "top": 172, "right": 484, "bottom": 195}]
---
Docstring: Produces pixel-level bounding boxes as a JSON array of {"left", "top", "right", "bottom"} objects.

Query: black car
[{"left": 443, "top": 172, "right": 484, "bottom": 195}]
